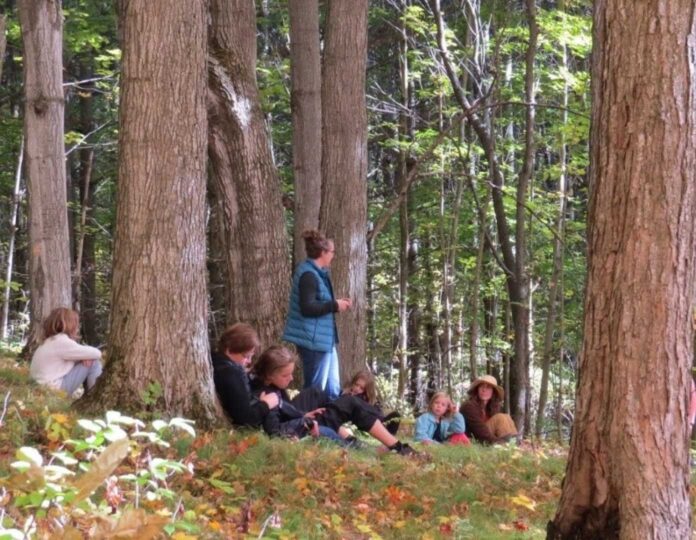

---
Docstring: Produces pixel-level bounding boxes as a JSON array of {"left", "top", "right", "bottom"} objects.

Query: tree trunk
[
  {"left": 319, "top": 0, "right": 368, "bottom": 382},
  {"left": 207, "top": 0, "right": 290, "bottom": 348},
  {"left": 0, "top": 14, "right": 6, "bottom": 83},
  {"left": 1, "top": 137, "right": 24, "bottom": 340},
  {"left": 548, "top": 2, "right": 696, "bottom": 537},
  {"left": 288, "top": 0, "right": 321, "bottom": 266},
  {"left": 18, "top": 0, "right": 72, "bottom": 354},
  {"left": 79, "top": 0, "right": 218, "bottom": 425},
  {"left": 536, "top": 43, "right": 569, "bottom": 440}
]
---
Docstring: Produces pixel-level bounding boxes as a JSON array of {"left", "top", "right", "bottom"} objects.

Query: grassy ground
[{"left": 0, "top": 351, "right": 577, "bottom": 539}]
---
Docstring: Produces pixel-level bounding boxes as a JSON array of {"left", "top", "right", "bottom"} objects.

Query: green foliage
[{"left": 1, "top": 407, "right": 197, "bottom": 539}]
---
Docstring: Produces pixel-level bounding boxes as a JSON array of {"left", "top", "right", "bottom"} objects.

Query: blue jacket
[
  {"left": 414, "top": 412, "right": 466, "bottom": 443},
  {"left": 282, "top": 259, "right": 338, "bottom": 352}
]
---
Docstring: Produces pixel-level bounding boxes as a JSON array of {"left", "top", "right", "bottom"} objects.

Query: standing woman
[
  {"left": 283, "top": 229, "right": 351, "bottom": 400},
  {"left": 30, "top": 307, "right": 103, "bottom": 396}
]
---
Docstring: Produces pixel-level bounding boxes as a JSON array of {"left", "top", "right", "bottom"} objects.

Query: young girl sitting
[
  {"left": 252, "top": 346, "right": 417, "bottom": 455},
  {"left": 344, "top": 370, "right": 401, "bottom": 435},
  {"left": 30, "top": 307, "right": 103, "bottom": 396},
  {"left": 414, "top": 392, "right": 470, "bottom": 445}
]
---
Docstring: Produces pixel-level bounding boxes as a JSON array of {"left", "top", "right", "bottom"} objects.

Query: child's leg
[
  {"left": 60, "top": 363, "right": 91, "bottom": 395},
  {"left": 86, "top": 360, "right": 103, "bottom": 389}
]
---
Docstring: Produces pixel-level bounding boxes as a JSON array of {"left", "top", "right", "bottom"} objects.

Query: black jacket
[{"left": 212, "top": 352, "right": 269, "bottom": 427}]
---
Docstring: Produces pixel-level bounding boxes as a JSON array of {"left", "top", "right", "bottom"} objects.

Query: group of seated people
[
  {"left": 212, "top": 322, "right": 518, "bottom": 452},
  {"left": 29, "top": 307, "right": 519, "bottom": 452}
]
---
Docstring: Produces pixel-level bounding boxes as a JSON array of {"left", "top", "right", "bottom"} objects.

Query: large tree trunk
[
  {"left": 19, "top": 0, "right": 72, "bottom": 353},
  {"left": 79, "top": 0, "right": 217, "bottom": 425},
  {"left": 548, "top": 2, "right": 696, "bottom": 537},
  {"left": 319, "top": 0, "right": 368, "bottom": 382},
  {"left": 207, "top": 0, "right": 290, "bottom": 348},
  {"left": 288, "top": 0, "right": 321, "bottom": 266}
]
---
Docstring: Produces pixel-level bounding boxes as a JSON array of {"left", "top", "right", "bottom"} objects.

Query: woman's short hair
[
  {"left": 218, "top": 323, "right": 260, "bottom": 354},
  {"left": 302, "top": 229, "right": 333, "bottom": 259},
  {"left": 43, "top": 307, "right": 79, "bottom": 340},
  {"left": 252, "top": 346, "right": 297, "bottom": 382}
]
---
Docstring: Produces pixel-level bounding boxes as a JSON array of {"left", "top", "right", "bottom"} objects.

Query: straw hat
[{"left": 467, "top": 375, "right": 504, "bottom": 400}]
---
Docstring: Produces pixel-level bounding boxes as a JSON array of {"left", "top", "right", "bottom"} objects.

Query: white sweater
[{"left": 30, "top": 333, "right": 102, "bottom": 389}]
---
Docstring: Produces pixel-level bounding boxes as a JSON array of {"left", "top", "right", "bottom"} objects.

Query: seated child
[
  {"left": 30, "top": 307, "right": 103, "bottom": 396},
  {"left": 252, "top": 346, "right": 418, "bottom": 456},
  {"left": 415, "top": 391, "right": 470, "bottom": 445},
  {"left": 344, "top": 370, "right": 401, "bottom": 435}
]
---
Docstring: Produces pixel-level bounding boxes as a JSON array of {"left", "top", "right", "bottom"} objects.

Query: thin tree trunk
[
  {"left": 549, "top": 1, "right": 696, "bottom": 536},
  {"left": 19, "top": 0, "right": 72, "bottom": 354},
  {"left": 79, "top": 0, "right": 218, "bottom": 425},
  {"left": 1, "top": 137, "right": 24, "bottom": 340},
  {"left": 207, "top": 0, "right": 290, "bottom": 347},
  {"left": 319, "top": 0, "right": 368, "bottom": 382},
  {"left": 536, "top": 43, "right": 569, "bottom": 440},
  {"left": 0, "top": 14, "right": 6, "bottom": 83},
  {"left": 288, "top": 0, "right": 321, "bottom": 266}
]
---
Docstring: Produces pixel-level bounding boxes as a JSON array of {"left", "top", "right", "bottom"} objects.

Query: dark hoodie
[{"left": 211, "top": 352, "right": 269, "bottom": 427}]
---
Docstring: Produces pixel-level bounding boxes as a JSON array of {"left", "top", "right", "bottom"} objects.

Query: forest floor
[{"left": 0, "top": 349, "right": 692, "bottom": 539}]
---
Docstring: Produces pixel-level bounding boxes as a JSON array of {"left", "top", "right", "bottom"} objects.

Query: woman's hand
[
  {"left": 260, "top": 391, "right": 279, "bottom": 409},
  {"left": 336, "top": 298, "right": 352, "bottom": 312},
  {"left": 305, "top": 408, "right": 325, "bottom": 419}
]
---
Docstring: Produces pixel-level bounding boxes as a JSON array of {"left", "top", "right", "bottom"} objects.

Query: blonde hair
[
  {"left": 429, "top": 391, "right": 455, "bottom": 418},
  {"left": 43, "top": 308, "right": 80, "bottom": 340}
]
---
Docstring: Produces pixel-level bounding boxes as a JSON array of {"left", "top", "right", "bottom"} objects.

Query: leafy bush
[{"left": 0, "top": 410, "right": 197, "bottom": 539}]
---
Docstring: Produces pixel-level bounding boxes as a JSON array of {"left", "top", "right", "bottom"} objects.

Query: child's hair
[
  {"left": 253, "top": 346, "right": 297, "bottom": 383},
  {"left": 218, "top": 323, "right": 260, "bottom": 354},
  {"left": 429, "top": 391, "right": 456, "bottom": 418},
  {"left": 302, "top": 229, "right": 333, "bottom": 259},
  {"left": 43, "top": 308, "right": 79, "bottom": 340},
  {"left": 347, "top": 370, "right": 377, "bottom": 404}
]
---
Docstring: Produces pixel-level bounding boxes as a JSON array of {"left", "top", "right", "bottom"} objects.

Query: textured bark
[
  {"left": 549, "top": 2, "right": 696, "bottom": 538},
  {"left": 79, "top": 0, "right": 218, "bottom": 425},
  {"left": 18, "top": 0, "right": 72, "bottom": 353},
  {"left": 207, "top": 0, "right": 290, "bottom": 348},
  {"left": 319, "top": 0, "right": 368, "bottom": 382},
  {"left": 288, "top": 0, "right": 321, "bottom": 266}
]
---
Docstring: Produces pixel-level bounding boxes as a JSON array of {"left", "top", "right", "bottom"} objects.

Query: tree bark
[
  {"left": 288, "top": 0, "right": 321, "bottom": 266},
  {"left": 0, "top": 14, "right": 6, "bottom": 83},
  {"left": 548, "top": 2, "right": 696, "bottom": 537},
  {"left": 79, "top": 0, "right": 218, "bottom": 425},
  {"left": 18, "top": 0, "right": 72, "bottom": 353},
  {"left": 207, "top": 0, "right": 290, "bottom": 348},
  {"left": 319, "top": 0, "right": 368, "bottom": 382}
]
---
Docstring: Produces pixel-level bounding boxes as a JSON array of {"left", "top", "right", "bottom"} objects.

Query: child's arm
[
  {"left": 414, "top": 414, "right": 435, "bottom": 443},
  {"left": 448, "top": 412, "right": 466, "bottom": 436}
]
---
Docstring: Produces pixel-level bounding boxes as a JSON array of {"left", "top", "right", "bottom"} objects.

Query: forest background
[{"left": 0, "top": 0, "right": 591, "bottom": 439}]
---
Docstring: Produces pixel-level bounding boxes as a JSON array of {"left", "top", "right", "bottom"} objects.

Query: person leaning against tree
[
  {"left": 211, "top": 323, "right": 279, "bottom": 427},
  {"left": 282, "top": 229, "right": 351, "bottom": 400},
  {"left": 459, "top": 375, "right": 518, "bottom": 444}
]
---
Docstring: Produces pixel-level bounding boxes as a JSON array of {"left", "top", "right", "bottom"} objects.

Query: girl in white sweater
[{"left": 30, "top": 307, "right": 102, "bottom": 396}]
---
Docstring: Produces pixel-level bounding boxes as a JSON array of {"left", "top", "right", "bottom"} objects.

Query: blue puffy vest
[{"left": 282, "top": 259, "right": 338, "bottom": 352}]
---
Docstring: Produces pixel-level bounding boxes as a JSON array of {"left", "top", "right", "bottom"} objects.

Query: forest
[{"left": 0, "top": 0, "right": 695, "bottom": 539}]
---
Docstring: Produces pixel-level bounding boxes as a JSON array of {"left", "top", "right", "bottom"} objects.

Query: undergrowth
[{"left": 0, "top": 354, "right": 573, "bottom": 539}]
